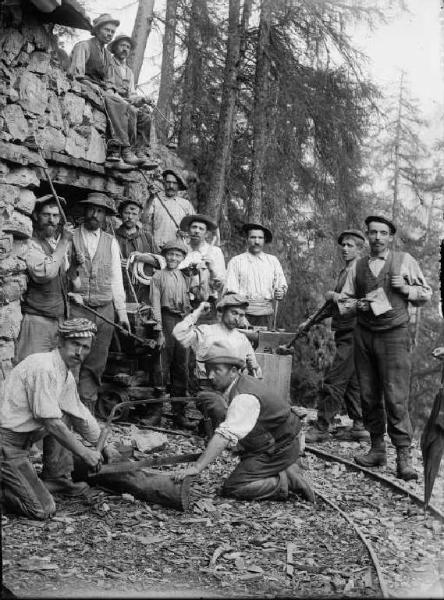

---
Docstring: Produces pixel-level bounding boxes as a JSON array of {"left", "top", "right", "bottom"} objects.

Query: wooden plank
[{"left": 256, "top": 353, "right": 292, "bottom": 402}]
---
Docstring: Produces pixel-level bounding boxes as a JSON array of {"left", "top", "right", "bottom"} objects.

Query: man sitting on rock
[
  {"left": 0, "top": 319, "right": 117, "bottom": 520},
  {"left": 69, "top": 14, "right": 143, "bottom": 169},
  {"left": 173, "top": 340, "right": 314, "bottom": 503}
]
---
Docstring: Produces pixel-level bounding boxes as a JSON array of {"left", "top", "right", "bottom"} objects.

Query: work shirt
[
  {"left": 143, "top": 193, "right": 195, "bottom": 252},
  {"left": 0, "top": 349, "right": 100, "bottom": 442},
  {"left": 78, "top": 225, "right": 126, "bottom": 313},
  {"left": 215, "top": 378, "right": 260, "bottom": 445},
  {"left": 69, "top": 37, "right": 110, "bottom": 80},
  {"left": 150, "top": 268, "right": 191, "bottom": 331},
  {"left": 180, "top": 241, "right": 226, "bottom": 299},
  {"left": 224, "top": 252, "right": 288, "bottom": 316},
  {"left": 108, "top": 56, "right": 136, "bottom": 96},
  {"left": 340, "top": 250, "right": 432, "bottom": 306},
  {"left": 173, "top": 311, "right": 260, "bottom": 380},
  {"left": 24, "top": 235, "right": 69, "bottom": 283}
]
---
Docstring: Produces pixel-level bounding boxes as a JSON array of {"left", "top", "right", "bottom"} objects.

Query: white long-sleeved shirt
[
  {"left": 79, "top": 225, "right": 126, "bottom": 313},
  {"left": 223, "top": 252, "right": 288, "bottom": 316},
  {"left": 179, "top": 241, "right": 226, "bottom": 298},
  {"left": 25, "top": 235, "right": 70, "bottom": 283},
  {"left": 215, "top": 378, "right": 260, "bottom": 445}
]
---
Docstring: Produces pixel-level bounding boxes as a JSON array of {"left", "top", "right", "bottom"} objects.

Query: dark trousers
[
  {"left": 104, "top": 93, "right": 137, "bottom": 148},
  {"left": 354, "top": 323, "right": 413, "bottom": 447},
  {"left": 70, "top": 302, "right": 114, "bottom": 410},
  {"left": 317, "top": 329, "right": 362, "bottom": 428}
]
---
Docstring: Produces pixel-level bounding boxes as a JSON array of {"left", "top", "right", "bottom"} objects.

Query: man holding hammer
[{"left": 0, "top": 319, "right": 117, "bottom": 520}]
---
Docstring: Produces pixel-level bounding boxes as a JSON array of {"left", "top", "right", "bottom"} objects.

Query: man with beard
[
  {"left": 224, "top": 223, "right": 287, "bottom": 328},
  {"left": 115, "top": 197, "right": 163, "bottom": 305},
  {"left": 69, "top": 14, "right": 142, "bottom": 168},
  {"left": 340, "top": 215, "right": 431, "bottom": 480},
  {"left": 70, "top": 193, "right": 129, "bottom": 413},
  {"left": 143, "top": 169, "right": 195, "bottom": 252},
  {"left": 172, "top": 340, "right": 314, "bottom": 504},
  {"left": 107, "top": 34, "right": 156, "bottom": 169},
  {"left": 15, "top": 195, "right": 73, "bottom": 363}
]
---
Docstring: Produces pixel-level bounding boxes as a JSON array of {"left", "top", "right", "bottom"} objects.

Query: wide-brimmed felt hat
[
  {"left": 161, "top": 238, "right": 188, "bottom": 257},
  {"left": 33, "top": 194, "right": 66, "bottom": 213},
  {"left": 242, "top": 222, "right": 272, "bottom": 244},
  {"left": 203, "top": 341, "right": 246, "bottom": 369},
  {"left": 337, "top": 229, "right": 366, "bottom": 245},
  {"left": 216, "top": 294, "right": 249, "bottom": 312},
  {"left": 108, "top": 34, "right": 134, "bottom": 54},
  {"left": 364, "top": 215, "right": 396, "bottom": 235},
  {"left": 79, "top": 193, "right": 117, "bottom": 216},
  {"left": 180, "top": 213, "right": 217, "bottom": 232},
  {"left": 162, "top": 168, "right": 187, "bottom": 191},
  {"left": 118, "top": 197, "right": 143, "bottom": 213},
  {"left": 92, "top": 14, "right": 120, "bottom": 33}
]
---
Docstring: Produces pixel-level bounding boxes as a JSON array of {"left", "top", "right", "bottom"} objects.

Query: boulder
[
  {"left": 0, "top": 234, "right": 13, "bottom": 258},
  {"left": 65, "top": 128, "right": 86, "bottom": 159},
  {"left": 12, "top": 239, "right": 30, "bottom": 259},
  {"left": 47, "top": 67, "right": 70, "bottom": 95},
  {"left": 2, "top": 104, "right": 29, "bottom": 142},
  {"left": 14, "top": 188, "right": 37, "bottom": 216},
  {"left": 62, "top": 92, "right": 85, "bottom": 126},
  {"left": 29, "top": 51, "right": 51, "bottom": 74},
  {"left": 92, "top": 108, "right": 107, "bottom": 133},
  {"left": 16, "top": 71, "right": 48, "bottom": 115},
  {"left": 2, "top": 210, "right": 33, "bottom": 239},
  {"left": 0, "top": 254, "right": 27, "bottom": 278},
  {"left": 0, "top": 275, "right": 26, "bottom": 305},
  {"left": 0, "top": 166, "right": 40, "bottom": 188},
  {"left": 84, "top": 127, "right": 106, "bottom": 163},
  {"left": 0, "top": 29, "right": 25, "bottom": 65},
  {"left": 37, "top": 125, "right": 66, "bottom": 153}
]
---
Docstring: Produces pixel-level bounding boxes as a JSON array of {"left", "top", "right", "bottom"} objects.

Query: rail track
[{"left": 304, "top": 442, "right": 444, "bottom": 598}]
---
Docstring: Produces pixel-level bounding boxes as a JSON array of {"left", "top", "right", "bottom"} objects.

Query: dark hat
[
  {"left": 79, "top": 192, "right": 117, "bottom": 216},
  {"left": 92, "top": 13, "right": 120, "bottom": 33},
  {"left": 108, "top": 34, "right": 134, "bottom": 54},
  {"left": 33, "top": 194, "right": 66, "bottom": 213},
  {"left": 162, "top": 168, "right": 187, "bottom": 191},
  {"left": 216, "top": 294, "right": 249, "bottom": 311},
  {"left": 364, "top": 215, "right": 396, "bottom": 235},
  {"left": 242, "top": 222, "right": 272, "bottom": 244},
  {"left": 203, "top": 341, "right": 246, "bottom": 369},
  {"left": 118, "top": 197, "right": 143, "bottom": 213},
  {"left": 180, "top": 213, "right": 217, "bottom": 232},
  {"left": 160, "top": 238, "right": 188, "bottom": 257},
  {"left": 337, "top": 229, "right": 366, "bottom": 245},
  {"left": 58, "top": 318, "right": 97, "bottom": 339}
]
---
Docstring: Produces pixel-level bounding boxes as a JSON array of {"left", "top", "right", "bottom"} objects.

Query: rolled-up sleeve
[
  {"left": 172, "top": 312, "right": 199, "bottom": 349},
  {"left": 223, "top": 257, "right": 241, "bottom": 295},
  {"left": 30, "top": 371, "right": 64, "bottom": 421},
  {"left": 401, "top": 254, "right": 432, "bottom": 306},
  {"left": 25, "top": 240, "right": 65, "bottom": 284},
  {"left": 110, "top": 238, "right": 126, "bottom": 313},
  {"left": 215, "top": 394, "right": 260, "bottom": 445}
]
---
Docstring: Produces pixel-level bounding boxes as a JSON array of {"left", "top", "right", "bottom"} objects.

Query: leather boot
[
  {"left": 285, "top": 463, "right": 315, "bottom": 503},
  {"left": 142, "top": 402, "right": 163, "bottom": 427},
  {"left": 305, "top": 421, "right": 330, "bottom": 443},
  {"left": 171, "top": 404, "right": 196, "bottom": 431},
  {"left": 354, "top": 433, "right": 386, "bottom": 467},
  {"left": 396, "top": 447, "right": 418, "bottom": 481},
  {"left": 42, "top": 475, "right": 90, "bottom": 497},
  {"left": 122, "top": 147, "right": 144, "bottom": 166}
]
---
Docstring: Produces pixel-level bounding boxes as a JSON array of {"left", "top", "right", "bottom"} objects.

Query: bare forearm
[
  {"left": 44, "top": 418, "right": 89, "bottom": 460},
  {"left": 195, "top": 433, "right": 229, "bottom": 473}
]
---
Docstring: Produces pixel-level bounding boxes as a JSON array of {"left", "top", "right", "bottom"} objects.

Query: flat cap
[
  {"left": 364, "top": 215, "right": 396, "bottom": 235},
  {"left": 242, "top": 222, "right": 272, "bottom": 244},
  {"left": 337, "top": 229, "right": 366, "bottom": 245},
  {"left": 216, "top": 293, "right": 249, "bottom": 311},
  {"left": 58, "top": 318, "right": 97, "bottom": 339},
  {"left": 160, "top": 238, "right": 188, "bottom": 256},
  {"left": 79, "top": 192, "right": 117, "bottom": 215},
  {"left": 203, "top": 340, "right": 246, "bottom": 369},
  {"left": 180, "top": 213, "right": 217, "bottom": 232}
]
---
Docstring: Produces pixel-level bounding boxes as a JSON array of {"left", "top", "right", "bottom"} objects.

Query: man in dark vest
[
  {"left": 69, "top": 14, "right": 142, "bottom": 169},
  {"left": 306, "top": 229, "right": 368, "bottom": 443},
  {"left": 15, "top": 195, "right": 72, "bottom": 363},
  {"left": 69, "top": 193, "right": 129, "bottom": 414},
  {"left": 172, "top": 340, "right": 315, "bottom": 503},
  {"left": 340, "top": 215, "right": 431, "bottom": 480}
]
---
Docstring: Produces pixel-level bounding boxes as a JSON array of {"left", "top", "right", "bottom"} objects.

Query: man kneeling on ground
[
  {"left": 0, "top": 318, "right": 117, "bottom": 520},
  {"left": 172, "top": 341, "right": 315, "bottom": 503}
]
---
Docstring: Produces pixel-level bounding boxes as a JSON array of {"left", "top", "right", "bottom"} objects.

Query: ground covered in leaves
[{"left": 2, "top": 414, "right": 444, "bottom": 598}]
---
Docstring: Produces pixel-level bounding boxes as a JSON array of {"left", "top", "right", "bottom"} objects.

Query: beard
[
  {"left": 37, "top": 223, "right": 57, "bottom": 239},
  {"left": 84, "top": 217, "right": 100, "bottom": 231}
]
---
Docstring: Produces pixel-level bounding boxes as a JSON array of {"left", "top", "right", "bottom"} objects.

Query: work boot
[
  {"left": 305, "top": 421, "right": 330, "bottom": 443},
  {"left": 143, "top": 402, "right": 163, "bottom": 427},
  {"left": 122, "top": 147, "right": 143, "bottom": 166},
  {"left": 106, "top": 145, "right": 121, "bottom": 162},
  {"left": 171, "top": 404, "right": 196, "bottom": 430},
  {"left": 334, "top": 420, "right": 370, "bottom": 442},
  {"left": 135, "top": 148, "right": 158, "bottom": 170},
  {"left": 354, "top": 433, "right": 386, "bottom": 467},
  {"left": 42, "top": 475, "right": 90, "bottom": 497},
  {"left": 285, "top": 463, "right": 315, "bottom": 503},
  {"left": 396, "top": 447, "right": 418, "bottom": 481}
]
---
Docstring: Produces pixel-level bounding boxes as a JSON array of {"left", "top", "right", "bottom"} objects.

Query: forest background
[{"left": 62, "top": 0, "right": 444, "bottom": 435}]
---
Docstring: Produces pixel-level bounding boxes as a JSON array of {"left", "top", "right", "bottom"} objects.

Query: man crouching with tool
[
  {"left": 172, "top": 341, "right": 315, "bottom": 503},
  {"left": 0, "top": 319, "right": 118, "bottom": 520}
]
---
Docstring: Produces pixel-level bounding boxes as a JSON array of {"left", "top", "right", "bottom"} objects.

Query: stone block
[
  {"left": 78, "top": 83, "right": 103, "bottom": 110},
  {"left": 0, "top": 29, "right": 25, "bottom": 65},
  {"left": 47, "top": 68, "right": 70, "bottom": 95},
  {"left": 0, "top": 234, "right": 13, "bottom": 258},
  {"left": 0, "top": 253, "right": 26, "bottom": 278},
  {"left": 0, "top": 166, "right": 40, "bottom": 188},
  {"left": 15, "top": 188, "right": 37, "bottom": 216},
  {"left": 2, "top": 210, "right": 33, "bottom": 239},
  {"left": 62, "top": 92, "right": 85, "bottom": 126},
  {"left": 0, "top": 300, "right": 22, "bottom": 340},
  {"left": 65, "top": 129, "right": 86, "bottom": 159},
  {"left": 2, "top": 104, "right": 29, "bottom": 142},
  {"left": 0, "top": 277, "right": 24, "bottom": 305},
  {"left": 83, "top": 127, "right": 106, "bottom": 164},
  {"left": 12, "top": 239, "right": 30, "bottom": 259},
  {"left": 21, "top": 23, "right": 51, "bottom": 51},
  {"left": 92, "top": 108, "right": 107, "bottom": 133},
  {"left": 29, "top": 51, "right": 50, "bottom": 74},
  {"left": 37, "top": 125, "right": 66, "bottom": 153},
  {"left": 0, "top": 339, "right": 14, "bottom": 361},
  {"left": 46, "top": 92, "right": 64, "bottom": 128},
  {"left": 16, "top": 71, "right": 48, "bottom": 115}
]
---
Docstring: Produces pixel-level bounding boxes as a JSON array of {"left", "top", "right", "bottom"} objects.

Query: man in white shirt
[
  {"left": 172, "top": 340, "right": 314, "bottom": 503},
  {"left": 69, "top": 193, "right": 129, "bottom": 414},
  {"left": 224, "top": 223, "right": 287, "bottom": 328}
]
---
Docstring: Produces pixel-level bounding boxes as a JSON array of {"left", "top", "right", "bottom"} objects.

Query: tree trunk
[
  {"left": 156, "top": 0, "right": 177, "bottom": 144},
  {"left": 248, "top": 0, "right": 272, "bottom": 222},
  {"left": 129, "top": 0, "right": 155, "bottom": 85},
  {"left": 206, "top": 0, "right": 243, "bottom": 220},
  {"left": 391, "top": 71, "right": 404, "bottom": 223}
]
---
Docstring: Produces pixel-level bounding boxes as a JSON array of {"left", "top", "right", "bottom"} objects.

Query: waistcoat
[
  {"left": 331, "top": 264, "right": 357, "bottom": 332},
  {"left": 73, "top": 229, "right": 113, "bottom": 307},
  {"left": 85, "top": 38, "right": 109, "bottom": 83},
  {"left": 22, "top": 238, "right": 67, "bottom": 319},
  {"left": 355, "top": 251, "right": 409, "bottom": 331}
]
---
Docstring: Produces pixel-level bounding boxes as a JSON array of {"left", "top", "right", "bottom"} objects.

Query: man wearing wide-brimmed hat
[
  {"left": 15, "top": 195, "right": 74, "bottom": 363},
  {"left": 69, "top": 193, "right": 129, "bottom": 414},
  {"left": 224, "top": 222, "right": 287, "bottom": 328},
  {"left": 143, "top": 168, "right": 195, "bottom": 252},
  {"left": 306, "top": 229, "right": 368, "bottom": 444},
  {"left": 340, "top": 215, "right": 432, "bottom": 480},
  {"left": 171, "top": 340, "right": 314, "bottom": 504},
  {"left": 0, "top": 318, "right": 119, "bottom": 520},
  {"left": 69, "top": 14, "right": 144, "bottom": 169}
]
